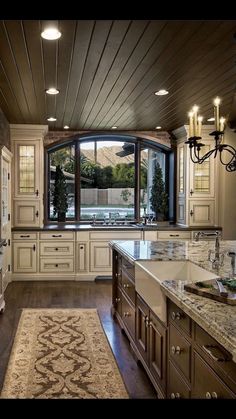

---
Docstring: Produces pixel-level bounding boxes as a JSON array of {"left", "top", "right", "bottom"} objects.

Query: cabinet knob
[
  {"left": 55, "top": 248, "right": 58, "bottom": 251},
  {"left": 55, "top": 264, "right": 58, "bottom": 267},
  {"left": 171, "top": 345, "right": 182, "bottom": 355},
  {"left": 123, "top": 312, "right": 131, "bottom": 317},
  {"left": 190, "top": 189, "right": 194, "bottom": 196},
  {"left": 205, "top": 392, "right": 218, "bottom": 399},
  {"left": 35, "top": 189, "right": 39, "bottom": 197},
  {"left": 115, "top": 298, "right": 120, "bottom": 303},
  {"left": 80, "top": 246, "right": 84, "bottom": 250},
  {"left": 123, "top": 283, "right": 130, "bottom": 288},
  {"left": 35, "top": 210, "right": 39, "bottom": 217},
  {"left": 190, "top": 210, "right": 194, "bottom": 216},
  {"left": 170, "top": 392, "right": 180, "bottom": 399},
  {"left": 171, "top": 311, "right": 182, "bottom": 321},
  {"left": 33, "top": 245, "right": 36, "bottom": 251}
]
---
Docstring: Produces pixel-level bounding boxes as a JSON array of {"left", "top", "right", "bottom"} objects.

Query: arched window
[{"left": 45, "top": 134, "right": 174, "bottom": 223}]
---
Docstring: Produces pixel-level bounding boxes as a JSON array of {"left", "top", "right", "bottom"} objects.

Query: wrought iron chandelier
[{"left": 185, "top": 98, "right": 236, "bottom": 172}]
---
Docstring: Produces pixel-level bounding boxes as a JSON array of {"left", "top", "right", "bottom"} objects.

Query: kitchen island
[{"left": 110, "top": 239, "right": 236, "bottom": 398}]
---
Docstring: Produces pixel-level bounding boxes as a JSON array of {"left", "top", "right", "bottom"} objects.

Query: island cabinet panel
[
  {"left": 112, "top": 247, "right": 236, "bottom": 399},
  {"left": 135, "top": 294, "right": 167, "bottom": 396}
]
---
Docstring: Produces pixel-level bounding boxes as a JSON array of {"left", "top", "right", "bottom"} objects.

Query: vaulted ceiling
[{"left": 0, "top": 20, "right": 236, "bottom": 132}]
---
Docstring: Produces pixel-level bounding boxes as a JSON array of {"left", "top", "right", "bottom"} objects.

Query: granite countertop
[
  {"left": 11, "top": 223, "right": 222, "bottom": 232},
  {"left": 110, "top": 239, "right": 236, "bottom": 361}
]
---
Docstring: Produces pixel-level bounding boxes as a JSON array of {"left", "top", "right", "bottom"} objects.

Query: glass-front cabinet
[
  {"left": 10, "top": 125, "right": 47, "bottom": 228},
  {"left": 174, "top": 125, "right": 218, "bottom": 227}
]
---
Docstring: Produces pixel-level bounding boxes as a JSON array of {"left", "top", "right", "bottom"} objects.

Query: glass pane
[
  {"left": 194, "top": 145, "right": 210, "bottom": 192},
  {"left": 49, "top": 145, "right": 75, "bottom": 219},
  {"left": 140, "top": 148, "right": 168, "bottom": 222},
  {"left": 19, "top": 145, "right": 35, "bottom": 193},
  {"left": 179, "top": 146, "right": 184, "bottom": 193},
  {"left": 80, "top": 140, "right": 135, "bottom": 222}
]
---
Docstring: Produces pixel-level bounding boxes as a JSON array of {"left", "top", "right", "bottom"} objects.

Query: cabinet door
[
  {"left": 149, "top": 312, "right": 167, "bottom": 392},
  {"left": 77, "top": 242, "right": 88, "bottom": 272},
  {"left": 13, "top": 242, "right": 37, "bottom": 273},
  {"left": 14, "top": 141, "right": 41, "bottom": 199},
  {"left": 189, "top": 200, "right": 215, "bottom": 226},
  {"left": 189, "top": 141, "right": 215, "bottom": 198},
  {"left": 13, "top": 200, "right": 40, "bottom": 227},
  {"left": 136, "top": 294, "right": 149, "bottom": 365},
  {"left": 90, "top": 241, "right": 111, "bottom": 272}
]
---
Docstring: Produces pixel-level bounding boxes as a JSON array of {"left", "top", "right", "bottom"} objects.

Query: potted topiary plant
[
  {"left": 52, "top": 165, "right": 68, "bottom": 222},
  {"left": 150, "top": 162, "right": 168, "bottom": 222}
]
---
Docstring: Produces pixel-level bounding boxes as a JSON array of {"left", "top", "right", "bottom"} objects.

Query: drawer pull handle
[
  {"left": 202, "top": 344, "right": 228, "bottom": 362},
  {"left": 206, "top": 392, "right": 218, "bottom": 399},
  {"left": 20, "top": 235, "right": 30, "bottom": 238},
  {"left": 170, "top": 392, "right": 180, "bottom": 399},
  {"left": 170, "top": 234, "right": 179, "bottom": 237},
  {"left": 33, "top": 245, "right": 36, "bottom": 251},
  {"left": 52, "top": 235, "right": 62, "bottom": 238},
  {"left": 123, "top": 312, "right": 131, "bottom": 317},
  {"left": 171, "top": 345, "right": 182, "bottom": 355},
  {"left": 115, "top": 298, "right": 120, "bottom": 303},
  {"left": 36, "top": 210, "right": 39, "bottom": 217},
  {"left": 35, "top": 189, "right": 39, "bottom": 197},
  {"left": 171, "top": 311, "right": 182, "bottom": 321}
]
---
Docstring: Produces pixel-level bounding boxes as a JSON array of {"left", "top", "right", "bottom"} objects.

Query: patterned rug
[{"left": 0, "top": 308, "right": 129, "bottom": 399}]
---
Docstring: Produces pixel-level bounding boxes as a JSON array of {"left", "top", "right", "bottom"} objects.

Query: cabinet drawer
[
  {"left": 89, "top": 231, "right": 142, "bottom": 240},
  {"left": 167, "top": 360, "right": 191, "bottom": 399},
  {"left": 122, "top": 257, "right": 135, "bottom": 279},
  {"left": 13, "top": 232, "right": 37, "bottom": 240},
  {"left": 157, "top": 231, "right": 191, "bottom": 239},
  {"left": 121, "top": 268, "right": 135, "bottom": 305},
  {"left": 168, "top": 300, "right": 191, "bottom": 336},
  {"left": 169, "top": 323, "right": 191, "bottom": 381},
  {"left": 122, "top": 292, "right": 135, "bottom": 340},
  {"left": 194, "top": 323, "right": 236, "bottom": 392},
  {"left": 40, "top": 258, "right": 74, "bottom": 273},
  {"left": 192, "top": 351, "right": 235, "bottom": 399},
  {"left": 40, "top": 242, "right": 74, "bottom": 256},
  {"left": 39, "top": 232, "right": 74, "bottom": 240}
]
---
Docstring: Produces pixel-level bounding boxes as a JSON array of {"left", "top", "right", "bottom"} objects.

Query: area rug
[{"left": 0, "top": 308, "right": 129, "bottom": 399}]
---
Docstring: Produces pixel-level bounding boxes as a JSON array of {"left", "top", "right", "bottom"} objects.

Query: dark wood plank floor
[{"left": 0, "top": 280, "right": 157, "bottom": 399}]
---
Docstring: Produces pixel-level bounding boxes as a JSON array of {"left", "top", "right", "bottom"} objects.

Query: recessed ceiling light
[
  {"left": 47, "top": 117, "right": 57, "bottom": 122},
  {"left": 64, "top": 125, "right": 69, "bottom": 129},
  {"left": 207, "top": 117, "right": 215, "bottom": 122},
  {"left": 111, "top": 126, "right": 117, "bottom": 129},
  {"left": 155, "top": 126, "right": 162, "bottom": 129},
  {"left": 155, "top": 89, "right": 169, "bottom": 96},
  {"left": 46, "top": 88, "right": 59, "bottom": 95},
  {"left": 41, "top": 28, "right": 61, "bottom": 40}
]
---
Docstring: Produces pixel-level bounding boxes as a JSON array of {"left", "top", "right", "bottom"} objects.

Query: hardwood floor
[{"left": 0, "top": 280, "right": 157, "bottom": 399}]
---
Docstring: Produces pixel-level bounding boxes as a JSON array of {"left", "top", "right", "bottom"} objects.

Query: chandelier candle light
[{"left": 185, "top": 97, "right": 236, "bottom": 172}]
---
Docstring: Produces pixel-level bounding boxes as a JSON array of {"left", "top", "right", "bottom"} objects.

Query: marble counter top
[{"left": 110, "top": 239, "right": 236, "bottom": 361}]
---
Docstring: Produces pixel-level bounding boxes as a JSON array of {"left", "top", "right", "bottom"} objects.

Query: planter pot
[{"left": 57, "top": 212, "right": 66, "bottom": 222}]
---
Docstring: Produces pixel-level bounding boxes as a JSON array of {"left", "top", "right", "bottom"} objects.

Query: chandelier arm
[
  {"left": 197, "top": 148, "right": 215, "bottom": 163},
  {"left": 189, "top": 146, "right": 201, "bottom": 163},
  {"left": 219, "top": 148, "right": 235, "bottom": 166}
]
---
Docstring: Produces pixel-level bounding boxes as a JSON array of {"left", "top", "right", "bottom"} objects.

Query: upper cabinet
[
  {"left": 174, "top": 125, "right": 219, "bottom": 227},
  {"left": 10, "top": 125, "right": 48, "bottom": 228}
]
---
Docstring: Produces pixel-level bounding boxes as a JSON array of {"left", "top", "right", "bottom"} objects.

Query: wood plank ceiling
[{"left": 0, "top": 20, "right": 235, "bottom": 132}]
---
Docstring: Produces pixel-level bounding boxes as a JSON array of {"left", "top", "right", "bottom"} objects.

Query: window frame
[{"left": 44, "top": 134, "right": 173, "bottom": 223}]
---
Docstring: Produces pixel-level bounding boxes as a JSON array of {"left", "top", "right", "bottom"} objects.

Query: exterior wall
[
  {"left": 0, "top": 107, "right": 10, "bottom": 149},
  {"left": 218, "top": 126, "right": 236, "bottom": 239}
]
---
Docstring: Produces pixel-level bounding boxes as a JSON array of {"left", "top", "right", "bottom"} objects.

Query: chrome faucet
[
  {"left": 227, "top": 251, "right": 236, "bottom": 276},
  {"left": 92, "top": 213, "right": 96, "bottom": 225},
  {"left": 195, "top": 231, "right": 223, "bottom": 269}
]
